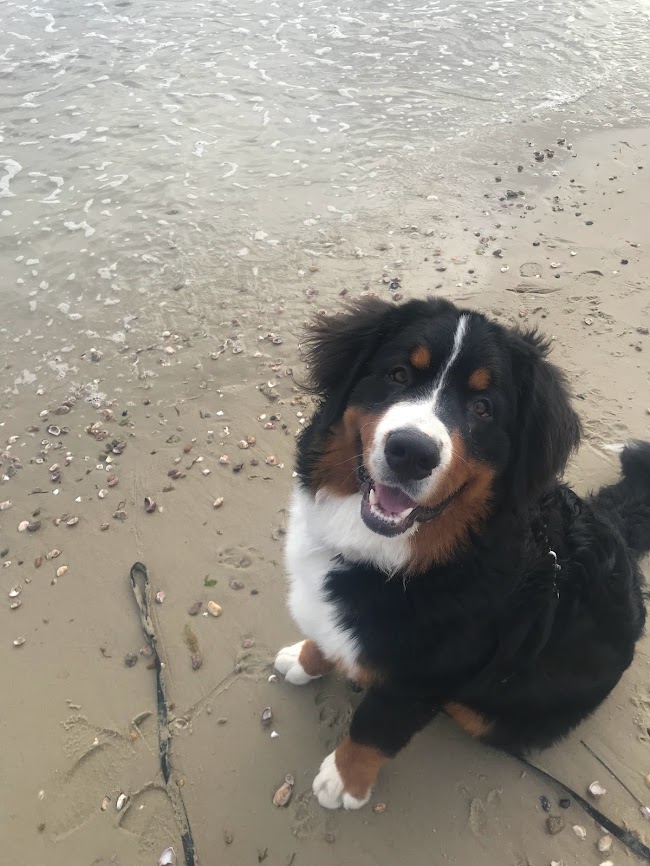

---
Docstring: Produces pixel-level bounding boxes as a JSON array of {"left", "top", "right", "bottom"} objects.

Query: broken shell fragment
[
  {"left": 9, "top": 586, "right": 21, "bottom": 598},
  {"left": 273, "top": 781, "right": 293, "bottom": 807},
  {"left": 0, "top": 500, "right": 12, "bottom": 511},
  {"left": 107, "top": 476, "right": 119, "bottom": 487},
  {"left": 207, "top": 601, "right": 222, "bottom": 617},
  {"left": 213, "top": 497, "right": 224, "bottom": 509},
  {"left": 66, "top": 517, "right": 79, "bottom": 527},
  {"left": 116, "top": 793, "right": 128, "bottom": 811},
  {"left": 640, "top": 804, "right": 650, "bottom": 819},
  {"left": 588, "top": 781, "right": 606, "bottom": 798},
  {"left": 10, "top": 600, "right": 22, "bottom": 610},
  {"left": 261, "top": 706, "right": 273, "bottom": 726},
  {"left": 572, "top": 824, "right": 587, "bottom": 839},
  {"left": 265, "top": 455, "right": 278, "bottom": 466},
  {"left": 159, "top": 848, "right": 176, "bottom": 866},
  {"left": 56, "top": 566, "right": 68, "bottom": 577},
  {"left": 98, "top": 489, "right": 108, "bottom": 499},
  {"left": 597, "top": 835, "right": 612, "bottom": 853},
  {"left": 155, "top": 591, "right": 166, "bottom": 604},
  {"left": 373, "top": 802, "right": 387, "bottom": 814},
  {"left": 101, "top": 796, "right": 110, "bottom": 811},
  {"left": 218, "top": 455, "right": 229, "bottom": 464},
  {"left": 46, "top": 549, "right": 61, "bottom": 559},
  {"left": 144, "top": 497, "right": 157, "bottom": 513},
  {"left": 113, "top": 510, "right": 128, "bottom": 521},
  {"left": 13, "top": 637, "right": 26, "bottom": 647},
  {"left": 238, "top": 439, "right": 249, "bottom": 449},
  {"left": 18, "top": 520, "right": 30, "bottom": 532}
]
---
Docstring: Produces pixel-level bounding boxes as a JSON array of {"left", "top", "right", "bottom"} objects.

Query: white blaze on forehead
[{"left": 368, "top": 315, "right": 469, "bottom": 485}]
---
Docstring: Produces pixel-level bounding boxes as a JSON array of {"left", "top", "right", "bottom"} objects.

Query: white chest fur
[{"left": 284, "top": 486, "right": 410, "bottom": 672}]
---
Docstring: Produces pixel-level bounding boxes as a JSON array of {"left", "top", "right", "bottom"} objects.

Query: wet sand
[{"left": 3, "top": 124, "right": 650, "bottom": 866}]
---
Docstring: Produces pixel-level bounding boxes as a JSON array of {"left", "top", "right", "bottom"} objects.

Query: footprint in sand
[{"left": 217, "top": 545, "right": 259, "bottom": 570}]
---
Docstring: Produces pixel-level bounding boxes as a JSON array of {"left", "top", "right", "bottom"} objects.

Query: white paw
[
  {"left": 274, "top": 640, "right": 320, "bottom": 686},
  {"left": 312, "top": 752, "right": 370, "bottom": 811}
]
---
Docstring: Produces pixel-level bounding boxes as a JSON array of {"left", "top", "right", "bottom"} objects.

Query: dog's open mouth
[{"left": 357, "top": 460, "right": 465, "bottom": 538}]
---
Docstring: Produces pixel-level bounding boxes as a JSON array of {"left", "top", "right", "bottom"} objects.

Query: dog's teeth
[
  {"left": 368, "top": 488, "right": 377, "bottom": 506},
  {"left": 398, "top": 507, "right": 414, "bottom": 519}
]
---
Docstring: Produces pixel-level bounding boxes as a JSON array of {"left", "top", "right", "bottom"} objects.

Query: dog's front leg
[{"left": 313, "top": 688, "right": 438, "bottom": 810}]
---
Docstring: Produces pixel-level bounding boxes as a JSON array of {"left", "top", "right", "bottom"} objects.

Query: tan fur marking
[
  {"left": 310, "top": 407, "right": 383, "bottom": 496},
  {"left": 334, "top": 736, "right": 388, "bottom": 800},
  {"left": 409, "top": 430, "right": 496, "bottom": 571},
  {"left": 468, "top": 368, "right": 491, "bottom": 390},
  {"left": 444, "top": 701, "right": 492, "bottom": 737},
  {"left": 410, "top": 346, "right": 431, "bottom": 370},
  {"left": 298, "top": 640, "right": 335, "bottom": 677}
]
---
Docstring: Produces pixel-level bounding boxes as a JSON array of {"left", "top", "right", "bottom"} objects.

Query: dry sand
[{"left": 2, "top": 124, "right": 650, "bottom": 866}]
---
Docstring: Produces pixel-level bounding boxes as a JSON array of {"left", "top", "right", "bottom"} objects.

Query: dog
[{"left": 274, "top": 296, "right": 649, "bottom": 810}]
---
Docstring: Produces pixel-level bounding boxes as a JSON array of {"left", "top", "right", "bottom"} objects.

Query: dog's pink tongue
[{"left": 374, "top": 483, "right": 416, "bottom": 514}]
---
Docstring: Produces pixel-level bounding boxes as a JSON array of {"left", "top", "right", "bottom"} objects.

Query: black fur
[{"left": 297, "top": 297, "right": 648, "bottom": 757}]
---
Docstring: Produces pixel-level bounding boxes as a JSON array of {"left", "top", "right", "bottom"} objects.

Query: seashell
[
  {"left": 98, "top": 489, "right": 108, "bottom": 499},
  {"left": 26, "top": 521, "right": 41, "bottom": 532},
  {"left": 218, "top": 455, "right": 229, "bottom": 464},
  {"left": 645, "top": 772, "right": 650, "bottom": 788},
  {"left": 270, "top": 730, "right": 279, "bottom": 739},
  {"left": 588, "top": 781, "right": 606, "bottom": 798},
  {"left": 238, "top": 440, "right": 249, "bottom": 450},
  {"left": 47, "top": 425, "right": 61, "bottom": 436},
  {"left": 13, "top": 637, "right": 26, "bottom": 647},
  {"left": 53, "top": 517, "right": 62, "bottom": 526},
  {"left": 9, "top": 586, "right": 21, "bottom": 598},
  {"left": 242, "top": 637, "right": 255, "bottom": 649},
  {"left": 35, "top": 556, "right": 43, "bottom": 568},
  {"left": 264, "top": 422, "right": 275, "bottom": 430},
  {"left": 100, "top": 523, "right": 109, "bottom": 531},
  {"left": 188, "top": 602, "right": 202, "bottom": 616},
  {"left": 8, "top": 435, "right": 19, "bottom": 444},
  {"left": 46, "top": 549, "right": 61, "bottom": 559},
  {"left": 144, "top": 497, "right": 157, "bottom": 513},
  {"left": 207, "top": 601, "right": 222, "bottom": 617},
  {"left": 159, "top": 847, "right": 176, "bottom": 866},
  {"left": 55, "top": 405, "right": 71, "bottom": 415},
  {"left": 272, "top": 336, "right": 284, "bottom": 345},
  {"left": 155, "top": 591, "right": 166, "bottom": 604},
  {"left": 113, "top": 510, "right": 127, "bottom": 521},
  {"left": 201, "top": 468, "right": 211, "bottom": 476},
  {"left": 18, "top": 520, "right": 30, "bottom": 532},
  {"left": 261, "top": 706, "right": 273, "bottom": 726},
  {"left": 599, "top": 861, "right": 614, "bottom": 866},
  {"left": 265, "top": 455, "right": 278, "bottom": 466},
  {"left": 56, "top": 566, "right": 68, "bottom": 577},
  {"left": 247, "top": 436, "right": 256, "bottom": 446},
  {"left": 572, "top": 824, "right": 587, "bottom": 839},
  {"left": 273, "top": 781, "right": 293, "bottom": 807},
  {"left": 66, "top": 517, "right": 79, "bottom": 527},
  {"left": 101, "top": 796, "right": 110, "bottom": 811},
  {"left": 598, "top": 835, "right": 612, "bottom": 853},
  {"left": 0, "top": 500, "right": 12, "bottom": 511},
  {"left": 640, "top": 804, "right": 650, "bottom": 819},
  {"left": 49, "top": 464, "right": 60, "bottom": 473},
  {"left": 191, "top": 653, "right": 202, "bottom": 670},
  {"left": 116, "top": 793, "right": 128, "bottom": 811},
  {"left": 10, "top": 600, "right": 22, "bottom": 610},
  {"left": 373, "top": 802, "right": 387, "bottom": 814},
  {"left": 213, "top": 497, "right": 224, "bottom": 509},
  {"left": 107, "top": 476, "right": 119, "bottom": 487},
  {"left": 168, "top": 469, "right": 182, "bottom": 479}
]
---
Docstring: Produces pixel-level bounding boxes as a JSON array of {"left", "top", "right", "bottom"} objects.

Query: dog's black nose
[{"left": 384, "top": 429, "right": 440, "bottom": 481}]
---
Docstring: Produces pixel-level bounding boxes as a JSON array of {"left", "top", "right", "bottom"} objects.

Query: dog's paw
[
  {"left": 312, "top": 752, "right": 370, "bottom": 811},
  {"left": 274, "top": 641, "right": 320, "bottom": 685}
]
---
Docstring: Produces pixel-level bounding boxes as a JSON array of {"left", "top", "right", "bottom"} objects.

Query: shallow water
[{"left": 1, "top": 0, "right": 650, "bottom": 348}]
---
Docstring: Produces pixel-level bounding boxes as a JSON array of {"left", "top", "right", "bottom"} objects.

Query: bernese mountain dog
[{"left": 274, "top": 296, "right": 649, "bottom": 810}]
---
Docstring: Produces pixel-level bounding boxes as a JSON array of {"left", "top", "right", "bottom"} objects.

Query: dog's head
[{"left": 300, "top": 297, "right": 580, "bottom": 565}]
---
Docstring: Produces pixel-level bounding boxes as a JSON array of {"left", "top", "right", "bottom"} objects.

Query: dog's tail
[{"left": 591, "top": 440, "right": 650, "bottom": 558}]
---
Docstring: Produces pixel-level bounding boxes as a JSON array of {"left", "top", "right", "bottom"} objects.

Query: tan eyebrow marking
[
  {"left": 468, "top": 368, "right": 491, "bottom": 390},
  {"left": 410, "top": 346, "right": 431, "bottom": 369}
]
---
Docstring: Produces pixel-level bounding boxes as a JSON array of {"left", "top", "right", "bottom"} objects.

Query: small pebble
[
  {"left": 546, "top": 815, "right": 565, "bottom": 835},
  {"left": 213, "top": 497, "right": 224, "bottom": 509},
  {"left": 188, "top": 601, "right": 203, "bottom": 616},
  {"left": 242, "top": 638, "right": 255, "bottom": 649},
  {"left": 223, "top": 830, "right": 234, "bottom": 845},
  {"left": 207, "top": 601, "right": 223, "bottom": 617},
  {"left": 373, "top": 802, "right": 387, "bottom": 814},
  {"left": 124, "top": 653, "right": 138, "bottom": 668},
  {"left": 540, "top": 795, "right": 551, "bottom": 812},
  {"left": 558, "top": 798, "right": 571, "bottom": 809},
  {"left": 155, "top": 591, "right": 166, "bottom": 604},
  {"left": 229, "top": 580, "right": 244, "bottom": 591}
]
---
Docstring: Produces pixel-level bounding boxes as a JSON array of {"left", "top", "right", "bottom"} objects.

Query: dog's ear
[
  {"left": 301, "top": 298, "right": 395, "bottom": 426},
  {"left": 507, "top": 330, "right": 581, "bottom": 505}
]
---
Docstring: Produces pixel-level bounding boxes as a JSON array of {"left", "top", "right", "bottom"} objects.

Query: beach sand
[{"left": 2, "top": 124, "right": 650, "bottom": 866}]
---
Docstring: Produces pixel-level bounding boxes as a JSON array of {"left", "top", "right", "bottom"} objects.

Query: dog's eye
[
  {"left": 388, "top": 366, "right": 410, "bottom": 385},
  {"left": 472, "top": 399, "right": 492, "bottom": 418}
]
